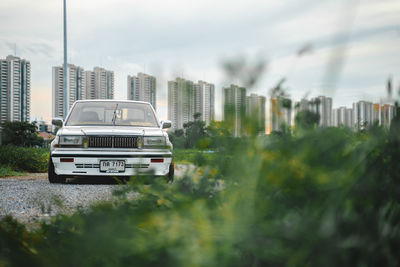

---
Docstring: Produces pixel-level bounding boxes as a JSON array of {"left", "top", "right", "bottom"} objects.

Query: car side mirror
[
  {"left": 52, "top": 117, "right": 64, "bottom": 127},
  {"left": 161, "top": 120, "right": 172, "bottom": 129}
]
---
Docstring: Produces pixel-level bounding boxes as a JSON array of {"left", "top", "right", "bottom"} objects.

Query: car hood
[{"left": 58, "top": 126, "right": 165, "bottom": 137}]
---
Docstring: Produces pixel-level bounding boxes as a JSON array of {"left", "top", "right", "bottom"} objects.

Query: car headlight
[
  {"left": 59, "top": 135, "right": 86, "bottom": 147},
  {"left": 143, "top": 136, "right": 166, "bottom": 148}
]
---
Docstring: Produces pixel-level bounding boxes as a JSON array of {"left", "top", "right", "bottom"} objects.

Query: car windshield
[{"left": 66, "top": 102, "right": 159, "bottom": 127}]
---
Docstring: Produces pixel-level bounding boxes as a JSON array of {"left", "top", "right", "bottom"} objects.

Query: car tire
[
  {"left": 48, "top": 156, "right": 66, "bottom": 184},
  {"left": 167, "top": 162, "right": 174, "bottom": 183}
]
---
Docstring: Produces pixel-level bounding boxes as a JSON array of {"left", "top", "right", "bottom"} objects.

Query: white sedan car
[{"left": 49, "top": 100, "right": 174, "bottom": 183}]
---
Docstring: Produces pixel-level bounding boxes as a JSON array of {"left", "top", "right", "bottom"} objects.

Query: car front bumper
[{"left": 51, "top": 151, "right": 172, "bottom": 176}]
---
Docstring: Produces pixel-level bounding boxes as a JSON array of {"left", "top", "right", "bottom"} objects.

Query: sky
[{"left": 0, "top": 0, "right": 399, "bottom": 122}]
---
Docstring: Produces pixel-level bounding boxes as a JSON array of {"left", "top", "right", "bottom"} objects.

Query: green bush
[
  {"left": 0, "top": 146, "right": 48, "bottom": 173},
  {"left": 0, "top": 118, "right": 399, "bottom": 266},
  {"left": 173, "top": 148, "right": 215, "bottom": 164},
  {"left": 0, "top": 121, "right": 44, "bottom": 147}
]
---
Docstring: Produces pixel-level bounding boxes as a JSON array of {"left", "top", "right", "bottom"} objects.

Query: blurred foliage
[
  {"left": 295, "top": 110, "right": 320, "bottom": 131},
  {"left": 1, "top": 107, "right": 400, "bottom": 266},
  {"left": 1, "top": 121, "right": 44, "bottom": 147},
  {"left": 0, "top": 146, "right": 48, "bottom": 173},
  {"left": 222, "top": 55, "right": 267, "bottom": 89},
  {"left": 173, "top": 149, "right": 215, "bottom": 165},
  {"left": 270, "top": 78, "right": 289, "bottom": 100}
]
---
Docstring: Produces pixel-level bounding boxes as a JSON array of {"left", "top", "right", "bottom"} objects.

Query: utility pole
[{"left": 63, "top": 0, "right": 68, "bottom": 119}]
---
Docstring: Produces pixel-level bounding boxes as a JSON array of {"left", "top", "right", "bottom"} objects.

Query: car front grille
[{"left": 88, "top": 136, "right": 139, "bottom": 148}]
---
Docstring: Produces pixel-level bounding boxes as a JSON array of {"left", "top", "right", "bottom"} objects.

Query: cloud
[{"left": 1, "top": 0, "right": 399, "bottom": 122}]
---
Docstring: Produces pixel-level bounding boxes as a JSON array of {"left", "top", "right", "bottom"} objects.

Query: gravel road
[
  {"left": 0, "top": 175, "right": 120, "bottom": 223},
  {"left": 0, "top": 164, "right": 192, "bottom": 224}
]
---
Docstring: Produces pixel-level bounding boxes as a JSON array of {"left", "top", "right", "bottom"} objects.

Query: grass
[
  {"left": 173, "top": 148, "right": 216, "bottom": 164},
  {"left": 0, "top": 165, "right": 27, "bottom": 177}
]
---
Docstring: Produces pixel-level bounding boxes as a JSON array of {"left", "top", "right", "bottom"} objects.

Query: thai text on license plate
[{"left": 100, "top": 160, "right": 125, "bottom": 173}]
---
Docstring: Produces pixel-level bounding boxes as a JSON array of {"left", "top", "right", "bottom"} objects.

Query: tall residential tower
[
  {"left": 310, "top": 96, "right": 333, "bottom": 127},
  {"left": 52, "top": 64, "right": 84, "bottom": 118},
  {"left": 127, "top": 72, "right": 156, "bottom": 109},
  {"left": 0, "top": 55, "right": 31, "bottom": 124},
  {"left": 168, "top": 78, "right": 195, "bottom": 129},
  {"left": 83, "top": 67, "right": 114, "bottom": 100},
  {"left": 332, "top": 107, "right": 353, "bottom": 128},
  {"left": 194, "top": 80, "right": 215, "bottom": 126},
  {"left": 93, "top": 67, "right": 114, "bottom": 99},
  {"left": 223, "top": 84, "right": 246, "bottom": 137},
  {"left": 246, "top": 93, "right": 266, "bottom": 134},
  {"left": 270, "top": 97, "right": 292, "bottom": 132},
  {"left": 168, "top": 78, "right": 215, "bottom": 130},
  {"left": 353, "top": 101, "right": 373, "bottom": 130}
]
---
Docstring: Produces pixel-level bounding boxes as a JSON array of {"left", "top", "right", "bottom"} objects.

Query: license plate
[{"left": 100, "top": 160, "right": 125, "bottom": 173}]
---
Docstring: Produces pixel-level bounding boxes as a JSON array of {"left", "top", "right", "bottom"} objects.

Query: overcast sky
[{"left": 0, "top": 0, "right": 399, "bottom": 122}]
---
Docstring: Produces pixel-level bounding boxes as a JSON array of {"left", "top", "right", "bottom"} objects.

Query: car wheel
[
  {"left": 48, "top": 156, "right": 66, "bottom": 184},
  {"left": 167, "top": 162, "right": 174, "bottom": 183}
]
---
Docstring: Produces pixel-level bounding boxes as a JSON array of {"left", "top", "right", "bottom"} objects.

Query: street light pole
[{"left": 63, "top": 0, "right": 67, "bottom": 119}]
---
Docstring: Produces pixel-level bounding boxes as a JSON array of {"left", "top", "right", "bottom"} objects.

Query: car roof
[{"left": 74, "top": 99, "right": 151, "bottom": 105}]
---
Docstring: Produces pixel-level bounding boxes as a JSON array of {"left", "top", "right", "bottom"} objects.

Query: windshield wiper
[{"left": 112, "top": 103, "right": 119, "bottom": 126}]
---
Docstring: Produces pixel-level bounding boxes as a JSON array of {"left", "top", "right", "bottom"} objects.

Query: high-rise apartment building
[
  {"left": 246, "top": 93, "right": 266, "bottom": 134},
  {"left": 332, "top": 108, "right": 339, "bottom": 127},
  {"left": 168, "top": 78, "right": 195, "bottom": 130},
  {"left": 294, "top": 96, "right": 332, "bottom": 128},
  {"left": 352, "top": 101, "right": 396, "bottom": 129},
  {"left": 223, "top": 84, "right": 246, "bottom": 137},
  {"left": 53, "top": 66, "right": 114, "bottom": 119},
  {"left": 345, "top": 108, "right": 354, "bottom": 128},
  {"left": 168, "top": 78, "right": 215, "bottom": 130},
  {"left": 294, "top": 98, "right": 310, "bottom": 129},
  {"left": 0, "top": 55, "right": 31, "bottom": 124},
  {"left": 0, "top": 59, "right": 8, "bottom": 124},
  {"left": 52, "top": 64, "right": 84, "bottom": 118},
  {"left": 293, "top": 97, "right": 395, "bottom": 130},
  {"left": 373, "top": 103, "right": 380, "bottom": 125},
  {"left": 95, "top": 67, "right": 114, "bottom": 99},
  {"left": 270, "top": 97, "right": 292, "bottom": 132},
  {"left": 83, "top": 70, "right": 95, "bottom": 99},
  {"left": 310, "top": 96, "right": 332, "bottom": 127},
  {"left": 194, "top": 80, "right": 215, "bottom": 126},
  {"left": 294, "top": 98, "right": 310, "bottom": 116},
  {"left": 332, "top": 107, "right": 353, "bottom": 128},
  {"left": 127, "top": 72, "right": 156, "bottom": 109},
  {"left": 353, "top": 101, "right": 373, "bottom": 130},
  {"left": 82, "top": 67, "right": 114, "bottom": 100},
  {"left": 380, "top": 104, "right": 396, "bottom": 128}
]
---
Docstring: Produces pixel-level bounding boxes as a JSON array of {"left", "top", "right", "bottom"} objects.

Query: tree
[
  {"left": 205, "top": 121, "right": 230, "bottom": 138},
  {"left": 0, "top": 121, "right": 44, "bottom": 147},
  {"left": 280, "top": 98, "right": 292, "bottom": 109},
  {"left": 174, "top": 129, "right": 184, "bottom": 137},
  {"left": 183, "top": 113, "right": 206, "bottom": 148},
  {"left": 168, "top": 129, "right": 185, "bottom": 149},
  {"left": 205, "top": 120, "right": 232, "bottom": 149},
  {"left": 295, "top": 110, "right": 320, "bottom": 131}
]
